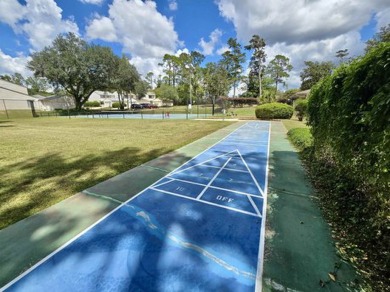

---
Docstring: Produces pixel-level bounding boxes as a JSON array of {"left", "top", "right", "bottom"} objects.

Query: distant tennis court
[
  {"left": 72, "top": 112, "right": 207, "bottom": 120},
  {"left": 3, "top": 121, "right": 270, "bottom": 292}
]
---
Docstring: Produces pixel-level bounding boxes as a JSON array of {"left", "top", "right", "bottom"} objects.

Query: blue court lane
[{"left": 3, "top": 121, "right": 270, "bottom": 292}]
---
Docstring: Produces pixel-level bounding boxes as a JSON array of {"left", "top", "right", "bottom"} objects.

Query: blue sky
[{"left": 0, "top": 0, "right": 389, "bottom": 89}]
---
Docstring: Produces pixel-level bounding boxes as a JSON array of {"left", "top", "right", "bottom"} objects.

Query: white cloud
[
  {"left": 216, "top": 0, "right": 390, "bottom": 89},
  {"left": 216, "top": 45, "right": 229, "bottom": 55},
  {"left": 216, "top": 0, "right": 389, "bottom": 45},
  {"left": 169, "top": 0, "right": 178, "bottom": 11},
  {"left": 86, "top": 0, "right": 181, "bottom": 76},
  {"left": 0, "top": 0, "right": 27, "bottom": 28},
  {"left": 86, "top": 16, "right": 117, "bottom": 42},
  {"left": 198, "top": 29, "right": 223, "bottom": 56},
  {"left": 265, "top": 31, "right": 364, "bottom": 89},
  {"left": 0, "top": 50, "right": 31, "bottom": 76},
  {"left": 79, "top": 0, "right": 105, "bottom": 5},
  {"left": 0, "top": 0, "right": 79, "bottom": 52},
  {"left": 375, "top": 7, "right": 390, "bottom": 30}
]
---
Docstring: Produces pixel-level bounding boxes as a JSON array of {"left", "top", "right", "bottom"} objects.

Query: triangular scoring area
[
  {"left": 211, "top": 169, "right": 262, "bottom": 197},
  {"left": 167, "top": 150, "right": 238, "bottom": 185},
  {"left": 224, "top": 157, "right": 249, "bottom": 172}
]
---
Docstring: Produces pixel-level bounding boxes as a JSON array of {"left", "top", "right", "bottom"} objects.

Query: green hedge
[
  {"left": 294, "top": 99, "right": 308, "bottom": 121},
  {"left": 84, "top": 101, "right": 100, "bottom": 107},
  {"left": 112, "top": 102, "right": 120, "bottom": 108},
  {"left": 307, "top": 43, "right": 390, "bottom": 290},
  {"left": 287, "top": 128, "right": 313, "bottom": 150},
  {"left": 255, "top": 102, "right": 293, "bottom": 119}
]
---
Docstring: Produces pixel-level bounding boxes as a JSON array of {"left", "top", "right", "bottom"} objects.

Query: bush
[
  {"left": 255, "top": 102, "right": 293, "bottom": 119},
  {"left": 287, "top": 128, "right": 313, "bottom": 150},
  {"left": 294, "top": 99, "right": 308, "bottom": 121},
  {"left": 307, "top": 43, "right": 390, "bottom": 290},
  {"left": 112, "top": 102, "right": 120, "bottom": 108},
  {"left": 84, "top": 101, "right": 100, "bottom": 107}
]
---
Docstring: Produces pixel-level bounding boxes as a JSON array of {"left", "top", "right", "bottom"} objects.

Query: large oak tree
[{"left": 28, "top": 32, "right": 118, "bottom": 110}]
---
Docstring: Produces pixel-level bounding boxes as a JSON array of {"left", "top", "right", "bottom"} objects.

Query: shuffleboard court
[{"left": 2, "top": 121, "right": 270, "bottom": 292}]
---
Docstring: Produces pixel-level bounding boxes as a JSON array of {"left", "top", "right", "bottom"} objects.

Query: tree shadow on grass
[
  {"left": 0, "top": 120, "right": 14, "bottom": 127},
  {"left": 0, "top": 146, "right": 168, "bottom": 230}
]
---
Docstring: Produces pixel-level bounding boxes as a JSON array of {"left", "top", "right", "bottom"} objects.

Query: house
[
  {"left": 139, "top": 91, "right": 163, "bottom": 107},
  {"left": 0, "top": 79, "right": 38, "bottom": 118},
  {"left": 88, "top": 91, "right": 138, "bottom": 108},
  {"left": 34, "top": 95, "right": 75, "bottom": 111},
  {"left": 291, "top": 89, "right": 310, "bottom": 100}
]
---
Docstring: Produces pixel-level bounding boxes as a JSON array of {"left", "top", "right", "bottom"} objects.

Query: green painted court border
[
  {"left": 262, "top": 121, "right": 359, "bottom": 291},
  {"left": 0, "top": 121, "right": 244, "bottom": 288}
]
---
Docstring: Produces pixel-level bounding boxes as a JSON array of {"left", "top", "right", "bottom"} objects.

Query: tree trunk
[{"left": 258, "top": 68, "right": 262, "bottom": 103}]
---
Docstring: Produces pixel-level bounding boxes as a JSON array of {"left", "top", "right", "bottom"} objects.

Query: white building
[
  {"left": 34, "top": 95, "right": 75, "bottom": 111},
  {"left": 0, "top": 79, "right": 38, "bottom": 117},
  {"left": 88, "top": 91, "right": 138, "bottom": 108}
]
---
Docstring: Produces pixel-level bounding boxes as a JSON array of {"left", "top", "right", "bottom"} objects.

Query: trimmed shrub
[
  {"left": 84, "top": 101, "right": 100, "bottom": 107},
  {"left": 287, "top": 128, "right": 313, "bottom": 150},
  {"left": 112, "top": 102, "right": 120, "bottom": 108},
  {"left": 255, "top": 102, "right": 293, "bottom": 119},
  {"left": 294, "top": 99, "right": 308, "bottom": 121}
]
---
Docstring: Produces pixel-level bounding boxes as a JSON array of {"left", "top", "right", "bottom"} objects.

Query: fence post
[{"left": 2, "top": 100, "right": 9, "bottom": 119}]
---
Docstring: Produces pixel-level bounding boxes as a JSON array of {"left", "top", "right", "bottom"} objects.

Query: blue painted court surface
[{"left": 3, "top": 122, "right": 270, "bottom": 292}]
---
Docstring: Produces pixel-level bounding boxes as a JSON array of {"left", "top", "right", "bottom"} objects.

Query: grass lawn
[
  {"left": 281, "top": 118, "right": 309, "bottom": 131},
  {"left": 0, "top": 118, "right": 230, "bottom": 229}
]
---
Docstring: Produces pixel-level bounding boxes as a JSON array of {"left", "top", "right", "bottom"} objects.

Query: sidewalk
[{"left": 263, "top": 121, "right": 358, "bottom": 291}]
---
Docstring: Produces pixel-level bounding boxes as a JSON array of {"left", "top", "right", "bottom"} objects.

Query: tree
[
  {"left": 335, "top": 49, "right": 349, "bottom": 63},
  {"left": 203, "top": 62, "right": 230, "bottom": 114},
  {"left": 154, "top": 84, "right": 178, "bottom": 104},
  {"left": 112, "top": 55, "right": 140, "bottom": 110},
  {"left": 220, "top": 38, "right": 245, "bottom": 97},
  {"left": 267, "top": 54, "right": 293, "bottom": 99},
  {"left": 300, "top": 61, "right": 334, "bottom": 90},
  {"left": 146, "top": 72, "right": 154, "bottom": 89},
  {"left": 25, "top": 76, "right": 49, "bottom": 95},
  {"left": 245, "top": 35, "right": 266, "bottom": 101},
  {"left": 134, "top": 80, "right": 149, "bottom": 98},
  {"left": 365, "top": 24, "right": 390, "bottom": 52},
  {"left": 159, "top": 54, "right": 180, "bottom": 87},
  {"left": 27, "top": 32, "right": 118, "bottom": 110},
  {"left": 0, "top": 73, "right": 25, "bottom": 86}
]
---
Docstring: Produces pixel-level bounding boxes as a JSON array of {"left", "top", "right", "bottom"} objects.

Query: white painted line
[
  {"left": 237, "top": 150, "right": 264, "bottom": 197},
  {"left": 248, "top": 195, "right": 262, "bottom": 217},
  {"left": 208, "top": 185, "right": 263, "bottom": 198},
  {"left": 170, "top": 150, "right": 237, "bottom": 175},
  {"left": 150, "top": 187, "right": 260, "bottom": 218},
  {"left": 153, "top": 176, "right": 263, "bottom": 199},
  {"left": 159, "top": 177, "right": 207, "bottom": 187},
  {"left": 194, "top": 164, "right": 249, "bottom": 174},
  {"left": 255, "top": 121, "right": 271, "bottom": 292},
  {"left": 153, "top": 178, "right": 174, "bottom": 188},
  {"left": 196, "top": 157, "right": 232, "bottom": 200}
]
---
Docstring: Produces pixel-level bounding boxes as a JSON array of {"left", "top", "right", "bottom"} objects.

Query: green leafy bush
[
  {"left": 287, "top": 128, "right": 313, "bottom": 150},
  {"left": 112, "top": 102, "right": 120, "bottom": 108},
  {"left": 84, "top": 101, "right": 100, "bottom": 107},
  {"left": 307, "top": 43, "right": 390, "bottom": 290},
  {"left": 294, "top": 99, "right": 308, "bottom": 121},
  {"left": 255, "top": 102, "right": 293, "bottom": 119}
]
